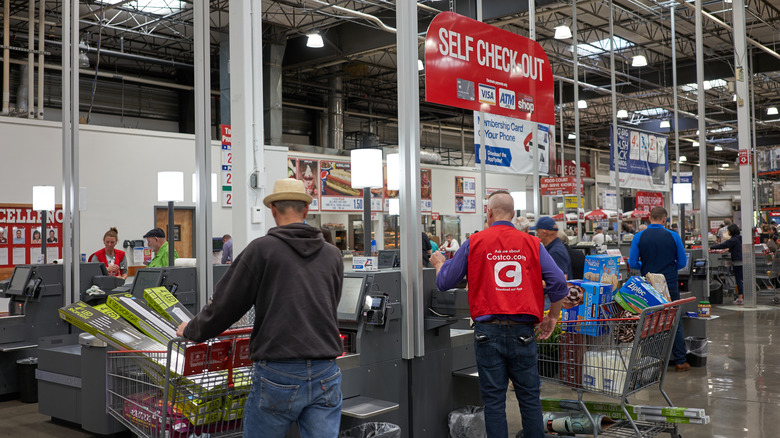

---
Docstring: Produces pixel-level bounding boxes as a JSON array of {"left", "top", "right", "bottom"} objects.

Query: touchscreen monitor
[
  {"left": 338, "top": 275, "right": 366, "bottom": 321},
  {"left": 7, "top": 266, "right": 32, "bottom": 296},
  {"left": 131, "top": 269, "right": 163, "bottom": 298}
]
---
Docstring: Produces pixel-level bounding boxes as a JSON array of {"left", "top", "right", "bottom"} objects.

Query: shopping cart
[
  {"left": 106, "top": 328, "right": 254, "bottom": 438},
  {"left": 754, "top": 248, "right": 780, "bottom": 303},
  {"left": 538, "top": 297, "right": 695, "bottom": 438}
]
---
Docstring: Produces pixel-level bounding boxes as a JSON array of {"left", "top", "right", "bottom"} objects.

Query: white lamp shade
[
  {"left": 617, "top": 109, "right": 628, "bottom": 118},
  {"left": 351, "top": 149, "right": 383, "bottom": 189},
  {"left": 306, "top": 33, "right": 324, "bottom": 48},
  {"left": 417, "top": 59, "right": 424, "bottom": 71},
  {"left": 673, "top": 183, "right": 693, "bottom": 204},
  {"left": 632, "top": 55, "right": 648, "bottom": 67},
  {"left": 192, "top": 173, "right": 218, "bottom": 203},
  {"left": 386, "top": 153, "right": 400, "bottom": 191},
  {"left": 33, "top": 186, "right": 55, "bottom": 211},
  {"left": 388, "top": 198, "right": 400, "bottom": 215},
  {"left": 510, "top": 191, "right": 527, "bottom": 210},
  {"left": 554, "top": 25, "right": 572, "bottom": 40},
  {"left": 158, "top": 171, "right": 184, "bottom": 202}
]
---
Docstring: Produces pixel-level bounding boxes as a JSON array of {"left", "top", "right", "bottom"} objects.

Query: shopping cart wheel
[{"left": 773, "top": 296, "right": 780, "bottom": 304}]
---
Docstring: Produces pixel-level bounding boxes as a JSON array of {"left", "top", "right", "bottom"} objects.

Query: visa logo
[
  {"left": 478, "top": 84, "right": 496, "bottom": 105},
  {"left": 498, "top": 88, "right": 515, "bottom": 110}
]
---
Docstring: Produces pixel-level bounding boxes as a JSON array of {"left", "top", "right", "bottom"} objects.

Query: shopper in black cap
[{"left": 144, "top": 227, "right": 177, "bottom": 267}]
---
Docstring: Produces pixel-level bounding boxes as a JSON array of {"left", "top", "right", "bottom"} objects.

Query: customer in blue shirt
[
  {"left": 532, "top": 217, "right": 572, "bottom": 279},
  {"left": 221, "top": 234, "right": 233, "bottom": 264},
  {"left": 628, "top": 207, "right": 690, "bottom": 372}
]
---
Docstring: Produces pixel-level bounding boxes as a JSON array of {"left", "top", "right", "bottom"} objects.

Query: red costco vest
[
  {"left": 91, "top": 248, "right": 126, "bottom": 277},
  {"left": 467, "top": 224, "right": 544, "bottom": 321}
]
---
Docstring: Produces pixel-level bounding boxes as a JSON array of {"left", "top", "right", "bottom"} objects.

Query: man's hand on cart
[
  {"left": 536, "top": 313, "right": 557, "bottom": 340},
  {"left": 176, "top": 322, "right": 188, "bottom": 337}
]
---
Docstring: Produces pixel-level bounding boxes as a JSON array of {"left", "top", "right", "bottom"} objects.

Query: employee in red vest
[
  {"left": 89, "top": 227, "right": 128, "bottom": 279},
  {"left": 430, "top": 191, "right": 567, "bottom": 438}
]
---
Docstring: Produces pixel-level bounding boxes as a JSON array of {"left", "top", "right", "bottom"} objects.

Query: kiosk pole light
[
  {"left": 673, "top": 182, "right": 693, "bottom": 240},
  {"left": 510, "top": 191, "right": 527, "bottom": 213},
  {"left": 33, "top": 185, "right": 55, "bottom": 264},
  {"left": 158, "top": 171, "right": 184, "bottom": 267},
  {"left": 351, "top": 149, "right": 383, "bottom": 255}
]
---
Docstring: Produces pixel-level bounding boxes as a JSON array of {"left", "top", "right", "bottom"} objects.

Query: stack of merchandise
[{"left": 59, "top": 286, "right": 251, "bottom": 436}]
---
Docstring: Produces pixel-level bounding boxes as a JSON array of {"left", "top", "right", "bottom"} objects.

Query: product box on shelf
[{"left": 583, "top": 254, "right": 621, "bottom": 290}]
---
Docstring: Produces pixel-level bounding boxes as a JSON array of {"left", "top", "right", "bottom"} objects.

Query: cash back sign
[
  {"left": 610, "top": 126, "right": 669, "bottom": 191},
  {"left": 425, "top": 12, "right": 554, "bottom": 125}
]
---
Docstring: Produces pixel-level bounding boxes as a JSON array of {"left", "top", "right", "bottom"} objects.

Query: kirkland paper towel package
[{"left": 615, "top": 276, "right": 669, "bottom": 314}]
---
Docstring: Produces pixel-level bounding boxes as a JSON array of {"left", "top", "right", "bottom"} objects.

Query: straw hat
[{"left": 263, "top": 178, "right": 313, "bottom": 207}]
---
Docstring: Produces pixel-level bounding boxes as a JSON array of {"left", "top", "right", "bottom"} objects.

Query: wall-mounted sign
[
  {"left": 288, "top": 158, "right": 320, "bottom": 211},
  {"left": 455, "top": 176, "right": 476, "bottom": 195},
  {"left": 0, "top": 205, "right": 63, "bottom": 267},
  {"left": 425, "top": 12, "right": 554, "bottom": 125},
  {"left": 220, "top": 124, "right": 232, "bottom": 208}
]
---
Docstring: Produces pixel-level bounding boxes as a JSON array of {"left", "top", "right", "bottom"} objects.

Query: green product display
[
  {"left": 541, "top": 399, "right": 708, "bottom": 422},
  {"left": 106, "top": 293, "right": 179, "bottom": 346},
  {"left": 144, "top": 286, "right": 194, "bottom": 325}
]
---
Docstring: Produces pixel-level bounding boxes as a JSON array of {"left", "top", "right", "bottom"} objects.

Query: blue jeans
[
  {"left": 244, "top": 359, "right": 342, "bottom": 438},
  {"left": 473, "top": 322, "right": 543, "bottom": 438},
  {"left": 668, "top": 283, "right": 686, "bottom": 365}
]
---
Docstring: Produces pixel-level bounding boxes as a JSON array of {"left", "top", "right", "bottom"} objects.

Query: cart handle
[{"left": 556, "top": 297, "right": 698, "bottom": 325}]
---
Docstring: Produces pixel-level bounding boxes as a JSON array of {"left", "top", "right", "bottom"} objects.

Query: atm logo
[
  {"left": 494, "top": 261, "right": 522, "bottom": 288},
  {"left": 498, "top": 89, "right": 515, "bottom": 110},
  {"left": 478, "top": 84, "right": 496, "bottom": 105}
]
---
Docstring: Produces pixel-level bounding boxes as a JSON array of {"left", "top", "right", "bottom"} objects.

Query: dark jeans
[
  {"left": 733, "top": 265, "right": 744, "bottom": 296},
  {"left": 473, "top": 322, "right": 543, "bottom": 438},
  {"left": 668, "top": 282, "right": 686, "bottom": 365}
]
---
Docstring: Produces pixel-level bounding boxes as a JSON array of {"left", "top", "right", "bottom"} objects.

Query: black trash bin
[
  {"left": 685, "top": 336, "right": 708, "bottom": 367},
  {"left": 709, "top": 281, "right": 723, "bottom": 305},
  {"left": 339, "top": 423, "right": 401, "bottom": 438},
  {"left": 16, "top": 357, "right": 38, "bottom": 403}
]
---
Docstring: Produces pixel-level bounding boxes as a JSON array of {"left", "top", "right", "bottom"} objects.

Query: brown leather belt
[{"left": 483, "top": 319, "right": 534, "bottom": 326}]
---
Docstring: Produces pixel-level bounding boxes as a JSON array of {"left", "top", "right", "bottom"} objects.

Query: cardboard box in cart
[
  {"left": 583, "top": 254, "right": 621, "bottom": 291},
  {"left": 561, "top": 281, "right": 614, "bottom": 336}
]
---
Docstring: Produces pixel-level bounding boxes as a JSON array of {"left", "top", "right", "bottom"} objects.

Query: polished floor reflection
[
  {"left": 506, "top": 295, "right": 780, "bottom": 438},
  {"left": 0, "top": 296, "right": 778, "bottom": 437}
]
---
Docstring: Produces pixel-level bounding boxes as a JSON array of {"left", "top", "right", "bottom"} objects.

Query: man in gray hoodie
[{"left": 177, "top": 178, "right": 344, "bottom": 438}]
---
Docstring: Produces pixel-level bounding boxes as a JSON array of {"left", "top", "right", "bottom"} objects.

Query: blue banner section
[
  {"left": 610, "top": 125, "right": 669, "bottom": 191},
  {"left": 475, "top": 145, "right": 513, "bottom": 167}
]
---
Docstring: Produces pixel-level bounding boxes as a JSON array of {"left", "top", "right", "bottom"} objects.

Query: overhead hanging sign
[
  {"left": 425, "top": 12, "right": 555, "bottom": 125},
  {"left": 473, "top": 112, "right": 551, "bottom": 175},
  {"left": 540, "top": 177, "right": 583, "bottom": 196},
  {"left": 556, "top": 160, "right": 591, "bottom": 178},
  {"left": 635, "top": 191, "right": 664, "bottom": 211},
  {"left": 609, "top": 126, "right": 669, "bottom": 191}
]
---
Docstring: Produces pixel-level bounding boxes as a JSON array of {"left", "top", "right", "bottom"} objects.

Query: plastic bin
[
  {"left": 16, "top": 357, "right": 38, "bottom": 403},
  {"left": 685, "top": 336, "right": 708, "bottom": 367},
  {"left": 339, "top": 422, "right": 401, "bottom": 438},
  {"left": 709, "top": 281, "right": 723, "bottom": 304},
  {"left": 448, "top": 406, "right": 486, "bottom": 438}
]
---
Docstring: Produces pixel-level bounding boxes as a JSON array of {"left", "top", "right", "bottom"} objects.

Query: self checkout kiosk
[
  {"left": 119, "top": 266, "right": 200, "bottom": 314},
  {"left": 335, "top": 268, "right": 480, "bottom": 437},
  {"left": 0, "top": 264, "right": 70, "bottom": 395}
]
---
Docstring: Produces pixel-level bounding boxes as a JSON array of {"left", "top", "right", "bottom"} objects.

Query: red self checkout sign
[{"left": 425, "top": 12, "right": 554, "bottom": 125}]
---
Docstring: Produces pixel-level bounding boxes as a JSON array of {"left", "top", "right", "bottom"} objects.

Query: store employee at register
[
  {"left": 88, "top": 227, "right": 128, "bottom": 279},
  {"left": 430, "top": 191, "right": 567, "bottom": 438}
]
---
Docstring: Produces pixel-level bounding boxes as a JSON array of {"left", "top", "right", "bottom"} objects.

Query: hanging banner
[
  {"left": 610, "top": 126, "right": 669, "bottom": 191},
  {"left": 540, "top": 177, "right": 583, "bottom": 196},
  {"left": 602, "top": 188, "right": 617, "bottom": 210},
  {"left": 473, "top": 112, "right": 551, "bottom": 175},
  {"left": 424, "top": 12, "right": 554, "bottom": 125},
  {"left": 556, "top": 160, "right": 591, "bottom": 178}
]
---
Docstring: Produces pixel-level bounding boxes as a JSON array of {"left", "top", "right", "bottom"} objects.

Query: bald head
[{"left": 487, "top": 191, "right": 514, "bottom": 224}]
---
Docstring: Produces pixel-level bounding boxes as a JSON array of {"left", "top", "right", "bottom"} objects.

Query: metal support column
[
  {"left": 733, "top": 0, "right": 755, "bottom": 306},
  {"left": 37, "top": 0, "right": 44, "bottom": 118},
  {"left": 396, "top": 0, "right": 422, "bottom": 359},
  {"left": 608, "top": 0, "right": 620, "bottom": 242},
  {"left": 229, "top": 0, "right": 266, "bottom": 254},
  {"left": 695, "top": 0, "right": 709, "bottom": 291},
  {"left": 573, "top": 0, "right": 582, "bottom": 240},
  {"left": 61, "top": 0, "right": 80, "bottom": 305},
  {"left": 530, "top": 0, "right": 541, "bottom": 226},
  {"left": 671, "top": 6, "right": 682, "bottom": 238},
  {"left": 194, "top": 0, "right": 212, "bottom": 303},
  {"left": 26, "top": 0, "right": 34, "bottom": 117}
]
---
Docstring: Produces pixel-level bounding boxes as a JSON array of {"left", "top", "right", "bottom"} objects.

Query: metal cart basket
[
  {"left": 538, "top": 297, "right": 695, "bottom": 438},
  {"left": 106, "top": 328, "right": 254, "bottom": 438}
]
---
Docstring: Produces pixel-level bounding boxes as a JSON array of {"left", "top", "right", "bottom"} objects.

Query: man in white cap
[{"left": 177, "top": 178, "right": 344, "bottom": 437}]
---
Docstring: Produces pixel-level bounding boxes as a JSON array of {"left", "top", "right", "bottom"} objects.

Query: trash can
[
  {"left": 448, "top": 406, "right": 486, "bottom": 438},
  {"left": 16, "top": 357, "right": 38, "bottom": 403},
  {"left": 685, "top": 336, "right": 708, "bottom": 367},
  {"left": 339, "top": 423, "right": 401, "bottom": 438},
  {"left": 709, "top": 280, "right": 723, "bottom": 304}
]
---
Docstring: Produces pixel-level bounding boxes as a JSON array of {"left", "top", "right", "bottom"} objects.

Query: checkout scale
[{"left": 0, "top": 260, "right": 481, "bottom": 438}]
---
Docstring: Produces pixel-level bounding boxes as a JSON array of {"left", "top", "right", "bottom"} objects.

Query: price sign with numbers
[
  {"left": 455, "top": 176, "right": 476, "bottom": 195},
  {"left": 221, "top": 150, "right": 233, "bottom": 167}
]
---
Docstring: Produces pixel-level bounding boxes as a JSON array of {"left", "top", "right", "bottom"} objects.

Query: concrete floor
[{"left": 0, "top": 295, "right": 777, "bottom": 437}]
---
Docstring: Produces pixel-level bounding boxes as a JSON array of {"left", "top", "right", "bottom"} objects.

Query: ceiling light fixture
[
  {"left": 617, "top": 109, "right": 628, "bottom": 118},
  {"left": 568, "top": 133, "right": 576, "bottom": 140},
  {"left": 418, "top": 59, "right": 424, "bottom": 71},
  {"left": 768, "top": 107, "right": 779, "bottom": 116},
  {"left": 679, "top": 156, "right": 687, "bottom": 162},
  {"left": 306, "top": 32, "right": 324, "bottom": 48},
  {"left": 714, "top": 146, "right": 723, "bottom": 151},
  {"left": 578, "top": 100, "right": 587, "bottom": 109},
  {"left": 660, "top": 120, "right": 670, "bottom": 128},
  {"left": 632, "top": 55, "right": 648, "bottom": 67},
  {"left": 692, "top": 141, "right": 700, "bottom": 146},
  {"left": 554, "top": 25, "right": 572, "bottom": 40},
  {"left": 722, "top": 163, "right": 729, "bottom": 167}
]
